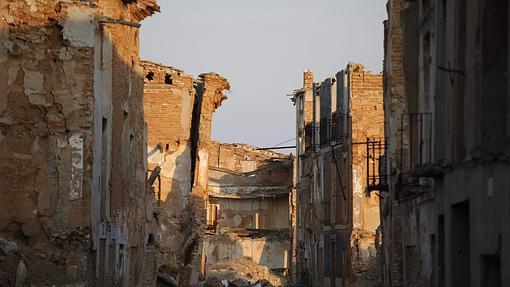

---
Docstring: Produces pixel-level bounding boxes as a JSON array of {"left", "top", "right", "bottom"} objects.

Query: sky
[{"left": 140, "top": 0, "right": 387, "bottom": 150}]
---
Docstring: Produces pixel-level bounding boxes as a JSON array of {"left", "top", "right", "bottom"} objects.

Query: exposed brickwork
[
  {"left": 348, "top": 63, "right": 384, "bottom": 277},
  {"left": 143, "top": 62, "right": 230, "bottom": 286},
  {"left": 292, "top": 63, "right": 383, "bottom": 286},
  {"left": 0, "top": 0, "right": 159, "bottom": 285}
]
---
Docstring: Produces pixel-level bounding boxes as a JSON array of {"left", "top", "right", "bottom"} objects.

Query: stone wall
[{"left": 0, "top": 0, "right": 160, "bottom": 285}]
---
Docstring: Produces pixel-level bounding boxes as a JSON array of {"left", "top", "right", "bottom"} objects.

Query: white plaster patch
[
  {"left": 148, "top": 150, "right": 164, "bottom": 164},
  {"left": 159, "top": 145, "right": 191, "bottom": 183},
  {"left": 353, "top": 169, "right": 363, "bottom": 229},
  {"left": 69, "top": 133, "right": 84, "bottom": 200},
  {"left": 23, "top": 70, "right": 46, "bottom": 105},
  {"left": 62, "top": 7, "right": 94, "bottom": 48},
  {"left": 198, "top": 150, "right": 209, "bottom": 188}
]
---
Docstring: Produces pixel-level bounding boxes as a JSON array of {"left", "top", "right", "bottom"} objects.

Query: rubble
[
  {"left": 143, "top": 61, "right": 231, "bottom": 285},
  {"left": 0, "top": 234, "right": 75, "bottom": 286},
  {"left": 206, "top": 258, "right": 285, "bottom": 287}
]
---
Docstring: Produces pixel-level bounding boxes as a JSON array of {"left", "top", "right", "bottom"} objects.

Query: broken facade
[
  {"left": 204, "top": 142, "right": 293, "bottom": 286},
  {"left": 292, "top": 63, "right": 383, "bottom": 287},
  {"left": 348, "top": 64, "right": 384, "bottom": 275},
  {"left": 143, "top": 61, "right": 230, "bottom": 286},
  {"left": 0, "top": 0, "right": 160, "bottom": 285},
  {"left": 380, "top": 0, "right": 510, "bottom": 286}
]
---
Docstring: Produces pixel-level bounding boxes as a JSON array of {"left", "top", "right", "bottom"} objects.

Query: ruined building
[
  {"left": 380, "top": 0, "right": 510, "bottom": 286},
  {"left": 0, "top": 0, "right": 161, "bottom": 285},
  {"left": 143, "top": 60, "right": 297, "bottom": 286},
  {"left": 291, "top": 63, "right": 384, "bottom": 286},
  {"left": 204, "top": 142, "right": 293, "bottom": 286},
  {"left": 143, "top": 61, "right": 230, "bottom": 286}
]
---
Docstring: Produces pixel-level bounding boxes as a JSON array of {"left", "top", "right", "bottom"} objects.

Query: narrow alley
[{"left": 0, "top": 0, "right": 509, "bottom": 287}]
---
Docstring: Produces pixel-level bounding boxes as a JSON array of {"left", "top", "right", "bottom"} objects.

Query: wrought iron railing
[{"left": 366, "top": 138, "right": 388, "bottom": 194}]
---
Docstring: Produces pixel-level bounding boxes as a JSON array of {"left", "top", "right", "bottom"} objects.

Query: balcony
[
  {"left": 319, "top": 113, "right": 351, "bottom": 147},
  {"left": 396, "top": 112, "right": 438, "bottom": 201},
  {"left": 366, "top": 138, "right": 388, "bottom": 194}
]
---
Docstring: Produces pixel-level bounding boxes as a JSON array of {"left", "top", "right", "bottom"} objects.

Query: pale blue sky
[{"left": 140, "top": 0, "right": 386, "bottom": 150}]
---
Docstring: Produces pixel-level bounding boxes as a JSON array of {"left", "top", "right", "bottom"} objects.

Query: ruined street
[{"left": 1, "top": 0, "right": 509, "bottom": 287}]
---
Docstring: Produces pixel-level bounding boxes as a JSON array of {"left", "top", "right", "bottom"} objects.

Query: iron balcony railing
[
  {"left": 366, "top": 138, "right": 388, "bottom": 194},
  {"left": 303, "top": 113, "right": 351, "bottom": 152}
]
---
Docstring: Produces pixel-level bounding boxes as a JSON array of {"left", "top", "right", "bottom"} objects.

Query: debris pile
[
  {"left": 206, "top": 258, "right": 286, "bottom": 287},
  {"left": 0, "top": 234, "right": 76, "bottom": 286}
]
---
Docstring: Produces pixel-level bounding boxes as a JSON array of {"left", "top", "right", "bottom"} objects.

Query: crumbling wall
[
  {"left": 380, "top": 1, "right": 411, "bottom": 286},
  {"left": 186, "top": 73, "right": 230, "bottom": 284},
  {"left": 204, "top": 233, "right": 290, "bottom": 270},
  {"left": 203, "top": 142, "right": 293, "bottom": 284},
  {"left": 207, "top": 142, "right": 292, "bottom": 197},
  {"left": 349, "top": 63, "right": 384, "bottom": 272},
  {"left": 0, "top": 0, "right": 159, "bottom": 285},
  {"left": 292, "top": 63, "right": 384, "bottom": 286},
  {"left": 213, "top": 197, "right": 289, "bottom": 230},
  {"left": 206, "top": 143, "right": 292, "bottom": 228},
  {"left": 143, "top": 61, "right": 195, "bottom": 273},
  {"left": 143, "top": 63, "right": 230, "bottom": 286},
  {"left": 0, "top": 2, "right": 95, "bottom": 282}
]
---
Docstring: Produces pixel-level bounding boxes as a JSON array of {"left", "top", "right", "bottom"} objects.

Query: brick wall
[
  {"left": 349, "top": 63, "right": 384, "bottom": 234},
  {"left": 0, "top": 0, "right": 159, "bottom": 284},
  {"left": 143, "top": 61, "right": 195, "bottom": 147}
]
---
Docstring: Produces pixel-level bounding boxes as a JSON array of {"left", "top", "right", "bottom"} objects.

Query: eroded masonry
[
  {"left": 4, "top": 0, "right": 507, "bottom": 286},
  {"left": 205, "top": 142, "right": 293, "bottom": 286},
  {"left": 142, "top": 61, "right": 295, "bottom": 286},
  {"left": 0, "top": 0, "right": 296, "bottom": 284},
  {"left": 377, "top": 0, "right": 510, "bottom": 286},
  {"left": 0, "top": 0, "right": 160, "bottom": 285},
  {"left": 291, "top": 63, "right": 384, "bottom": 286}
]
